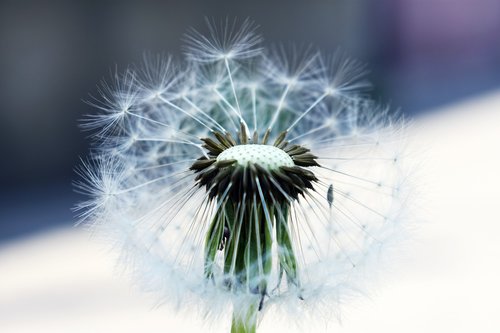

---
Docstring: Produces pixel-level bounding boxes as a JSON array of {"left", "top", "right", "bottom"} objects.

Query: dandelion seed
[
  {"left": 77, "top": 20, "right": 411, "bottom": 333},
  {"left": 327, "top": 184, "right": 334, "bottom": 208}
]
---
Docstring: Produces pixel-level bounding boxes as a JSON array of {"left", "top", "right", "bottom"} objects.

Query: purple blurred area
[{"left": 0, "top": 0, "right": 499, "bottom": 242}]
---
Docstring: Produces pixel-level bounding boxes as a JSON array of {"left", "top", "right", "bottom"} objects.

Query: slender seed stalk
[{"left": 231, "top": 301, "right": 258, "bottom": 333}]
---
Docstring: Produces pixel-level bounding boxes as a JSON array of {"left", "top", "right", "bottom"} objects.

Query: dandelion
[{"left": 76, "top": 19, "right": 410, "bottom": 333}]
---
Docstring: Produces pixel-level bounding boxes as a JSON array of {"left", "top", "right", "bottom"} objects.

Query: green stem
[
  {"left": 205, "top": 199, "right": 298, "bottom": 333},
  {"left": 231, "top": 301, "right": 258, "bottom": 333}
]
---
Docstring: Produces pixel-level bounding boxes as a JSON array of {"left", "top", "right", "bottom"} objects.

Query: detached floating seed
[{"left": 327, "top": 184, "right": 334, "bottom": 208}]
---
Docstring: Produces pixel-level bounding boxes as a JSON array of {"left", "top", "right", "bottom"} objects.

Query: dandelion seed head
[{"left": 77, "top": 19, "right": 412, "bottom": 328}]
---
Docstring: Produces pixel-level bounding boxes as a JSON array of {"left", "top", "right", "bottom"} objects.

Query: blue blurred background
[{"left": 1, "top": 0, "right": 499, "bottom": 242}]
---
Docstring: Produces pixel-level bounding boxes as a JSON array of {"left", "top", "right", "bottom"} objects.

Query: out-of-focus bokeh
[
  {"left": 1, "top": 0, "right": 499, "bottom": 240},
  {"left": 1, "top": 1, "right": 500, "bottom": 332}
]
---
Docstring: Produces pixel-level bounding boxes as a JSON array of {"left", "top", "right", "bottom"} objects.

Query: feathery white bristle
[{"left": 76, "top": 19, "right": 412, "bottom": 329}]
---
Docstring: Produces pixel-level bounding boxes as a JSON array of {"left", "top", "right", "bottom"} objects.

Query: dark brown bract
[{"left": 190, "top": 124, "right": 320, "bottom": 204}]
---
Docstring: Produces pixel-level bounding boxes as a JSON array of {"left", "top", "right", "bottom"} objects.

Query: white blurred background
[
  {"left": 2, "top": 92, "right": 499, "bottom": 332},
  {"left": 1, "top": 0, "right": 500, "bottom": 332}
]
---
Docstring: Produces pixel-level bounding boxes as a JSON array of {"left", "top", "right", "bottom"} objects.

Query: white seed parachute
[{"left": 75, "top": 18, "right": 412, "bottom": 328}]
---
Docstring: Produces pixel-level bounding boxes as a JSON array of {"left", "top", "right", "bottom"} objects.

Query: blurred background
[
  {"left": 1, "top": 1, "right": 500, "bottom": 332},
  {"left": 1, "top": 0, "right": 499, "bottom": 240}
]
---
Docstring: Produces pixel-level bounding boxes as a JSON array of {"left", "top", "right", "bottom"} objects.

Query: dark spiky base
[{"left": 190, "top": 126, "right": 320, "bottom": 204}]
